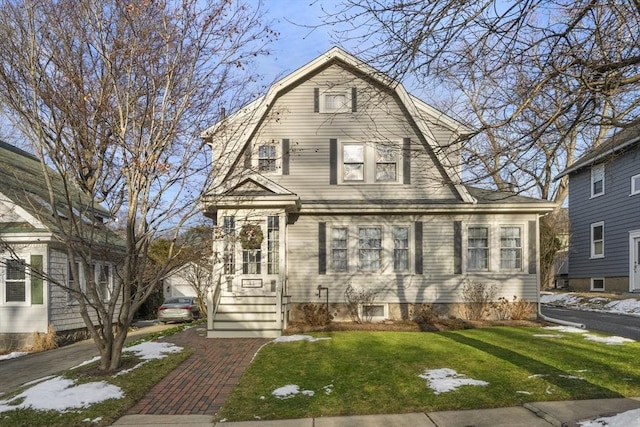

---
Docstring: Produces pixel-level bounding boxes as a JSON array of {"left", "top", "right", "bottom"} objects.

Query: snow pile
[
  {"left": 273, "top": 335, "right": 331, "bottom": 343},
  {"left": 605, "top": 299, "right": 640, "bottom": 315},
  {"left": 0, "top": 352, "right": 29, "bottom": 361},
  {"left": 543, "top": 326, "right": 588, "bottom": 334},
  {"left": 579, "top": 407, "right": 640, "bottom": 427},
  {"left": 419, "top": 368, "right": 488, "bottom": 394},
  {"left": 540, "top": 293, "right": 583, "bottom": 306}
]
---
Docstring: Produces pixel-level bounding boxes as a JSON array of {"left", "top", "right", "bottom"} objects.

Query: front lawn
[{"left": 218, "top": 327, "right": 640, "bottom": 421}]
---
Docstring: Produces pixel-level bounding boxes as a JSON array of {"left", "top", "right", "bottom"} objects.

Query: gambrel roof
[{"left": 201, "top": 47, "right": 476, "bottom": 204}]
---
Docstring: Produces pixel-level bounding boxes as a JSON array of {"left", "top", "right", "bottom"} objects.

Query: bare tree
[
  {"left": 326, "top": 0, "right": 640, "bottom": 203},
  {"left": 0, "top": 0, "right": 274, "bottom": 372}
]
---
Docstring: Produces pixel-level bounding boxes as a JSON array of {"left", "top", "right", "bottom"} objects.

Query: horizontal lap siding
[
  {"left": 252, "top": 65, "right": 459, "bottom": 201},
  {"left": 287, "top": 214, "right": 539, "bottom": 304},
  {"left": 568, "top": 150, "right": 640, "bottom": 278}
]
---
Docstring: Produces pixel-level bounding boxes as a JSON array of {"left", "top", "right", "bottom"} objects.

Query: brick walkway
[{"left": 127, "top": 325, "right": 269, "bottom": 415}]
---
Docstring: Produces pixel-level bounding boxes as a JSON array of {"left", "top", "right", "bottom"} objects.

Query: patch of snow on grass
[
  {"left": 272, "top": 384, "right": 300, "bottom": 399},
  {"left": 323, "top": 384, "right": 333, "bottom": 395},
  {"left": 302, "top": 390, "right": 315, "bottom": 396},
  {"left": 124, "top": 341, "right": 183, "bottom": 360},
  {"left": 579, "top": 407, "right": 640, "bottom": 427},
  {"left": 583, "top": 334, "right": 634, "bottom": 345},
  {"left": 419, "top": 368, "right": 488, "bottom": 394},
  {"left": 0, "top": 376, "right": 123, "bottom": 413},
  {"left": 543, "top": 326, "right": 588, "bottom": 334},
  {"left": 273, "top": 335, "right": 331, "bottom": 343}
]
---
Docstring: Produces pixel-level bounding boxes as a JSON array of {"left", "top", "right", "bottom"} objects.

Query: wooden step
[{"left": 207, "top": 329, "right": 281, "bottom": 338}]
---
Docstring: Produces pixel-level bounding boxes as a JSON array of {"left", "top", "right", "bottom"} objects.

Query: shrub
[
  {"left": 460, "top": 280, "right": 496, "bottom": 320},
  {"left": 31, "top": 324, "right": 58, "bottom": 352},
  {"left": 301, "top": 302, "right": 333, "bottom": 326},
  {"left": 344, "top": 283, "right": 377, "bottom": 323},
  {"left": 509, "top": 296, "right": 536, "bottom": 320},
  {"left": 492, "top": 297, "right": 512, "bottom": 320},
  {"left": 411, "top": 304, "right": 438, "bottom": 330}
]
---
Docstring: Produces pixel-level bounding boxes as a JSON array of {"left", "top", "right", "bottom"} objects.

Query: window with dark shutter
[
  {"left": 319, "top": 222, "right": 326, "bottom": 274},
  {"left": 454, "top": 221, "right": 462, "bottom": 274},
  {"left": 403, "top": 138, "right": 411, "bottom": 184},
  {"left": 329, "top": 139, "right": 338, "bottom": 185},
  {"left": 414, "top": 221, "right": 423, "bottom": 274},
  {"left": 282, "top": 139, "right": 290, "bottom": 175}
]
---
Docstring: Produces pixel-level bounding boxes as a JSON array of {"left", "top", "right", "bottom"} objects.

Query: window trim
[
  {"left": 631, "top": 174, "right": 640, "bottom": 196},
  {"left": 94, "top": 263, "right": 113, "bottom": 302},
  {"left": 591, "top": 277, "right": 605, "bottom": 291},
  {"left": 591, "top": 163, "right": 605, "bottom": 198},
  {"left": 358, "top": 226, "right": 383, "bottom": 272},
  {"left": 67, "top": 260, "right": 86, "bottom": 305},
  {"left": 467, "top": 226, "right": 490, "bottom": 271},
  {"left": 590, "top": 221, "right": 605, "bottom": 259},
  {"left": 253, "top": 142, "right": 281, "bottom": 174},
  {"left": 339, "top": 141, "right": 402, "bottom": 185},
  {"left": 360, "top": 303, "right": 388, "bottom": 322},
  {"left": 320, "top": 89, "right": 352, "bottom": 114},
  {"left": 330, "top": 226, "right": 349, "bottom": 273},
  {"left": 3, "top": 258, "right": 29, "bottom": 305},
  {"left": 499, "top": 225, "right": 523, "bottom": 271}
]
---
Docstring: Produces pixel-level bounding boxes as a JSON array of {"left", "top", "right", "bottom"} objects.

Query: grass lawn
[{"left": 218, "top": 327, "right": 640, "bottom": 421}]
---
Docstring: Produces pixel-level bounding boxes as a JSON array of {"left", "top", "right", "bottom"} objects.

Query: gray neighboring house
[
  {"left": 200, "top": 47, "right": 556, "bottom": 338},
  {"left": 556, "top": 126, "right": 640, "bottom": 293},
  {"left": 0, "top": 141, "right": 121, "bottom": 350}
]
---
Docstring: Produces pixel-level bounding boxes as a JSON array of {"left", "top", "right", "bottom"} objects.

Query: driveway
[{"left": 541, "top": 305, "right": 640, "bottom": 340}]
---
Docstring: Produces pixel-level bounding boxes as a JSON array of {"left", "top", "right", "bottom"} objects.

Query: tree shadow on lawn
[{"left": 440, "top": 329, "right": 627, "bottom": 400}]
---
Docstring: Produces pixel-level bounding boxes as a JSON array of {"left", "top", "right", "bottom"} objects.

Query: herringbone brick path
[{"left": 127, "top": 325, "right": 269, "bottom": 415}]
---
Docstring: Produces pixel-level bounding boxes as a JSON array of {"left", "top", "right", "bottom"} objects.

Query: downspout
[{"left": 536, "top": 213, "right": 585, "bottom": 328}]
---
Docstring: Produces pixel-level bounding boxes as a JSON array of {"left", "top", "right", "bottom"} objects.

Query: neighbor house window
[
  {"left": 631, "top": 174, "right": 640, "bottom": 195},
  {"left": 500, "top": 226, "right": 522, "bottom": 270},
  {"left": 468, "top": 227, "right": 489, "bottom": 270},
  {"left": 267, "top": 216, "right": 279, "bottom": 274},
  {"left": 393, "top": 226, "right": 409, "bottom": 272},
  {"left": 375, "top": 146, "right": 397, "bottom": 182},
  {"left": 331, "top": 227, "right": 348, "bottom": 272},
  {"left": 591, "top": 278, "right": 605, "bottom": 291},
  {"left": 343, "top": 144, "right": 364, "bottom": 181},
  {"left": 5, "top": 259, "right": 26, "bottom": 303},
  {"left": 223, "top": 216, "right": 235, "bottom": 275},
  {"left": 95, "top": 264, "right": 112, "bottom": 301},
  {"left": 67, "top": 260, "right": 85, "bottom": 304},
  {"left": 591, "top": 222, "right": 604, "bottom": 258},
  {"left": 359, "top": 227, "right": 382, "bottom": 271},
  {"left": 258, "top": 144, "right": 277, "bottom": 172},
  {"left": 591, "top": 164, "right": 605, "bottom": 197}
]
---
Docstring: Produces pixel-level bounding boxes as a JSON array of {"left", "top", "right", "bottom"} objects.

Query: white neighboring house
[
  {"left": 163, "top": 262, "right": 203, "bottom": 298},
  {"left": 200, "top": 47, "right": 556, "bottom": 338},
  {"left": 0, "top": 141, "right": 121, "bottom": 350}
]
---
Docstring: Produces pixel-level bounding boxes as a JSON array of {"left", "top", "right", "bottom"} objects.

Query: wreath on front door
[{"left": 239, "top": 224, "right": 264, "bottom": 250}]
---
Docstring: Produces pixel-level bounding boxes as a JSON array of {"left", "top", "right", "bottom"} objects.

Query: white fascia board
[
  {"left": 0, "top": 192, "right": 47, "bottom": 229},
  {"left": 0, "top": 232, "right": 55, "bottom": 243},
  {"left": 300, "top": 202, "right": 555, "bottom": 215}
]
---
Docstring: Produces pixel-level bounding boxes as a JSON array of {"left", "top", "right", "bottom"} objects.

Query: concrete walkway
[{"left": 113, "top": 397, "right": 640, "bottom": 426}]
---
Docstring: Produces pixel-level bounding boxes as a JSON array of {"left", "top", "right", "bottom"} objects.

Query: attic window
[
  {"left": 258, "top": 145, "right": 277, "bottom": 172},
  {"left": 315, "top": 88, "right": 355, "bottom": 113}
]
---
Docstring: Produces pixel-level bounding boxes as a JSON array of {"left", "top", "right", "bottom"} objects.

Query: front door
[
  {"left": 221, "top": 214, "right": 282, "bottom": 297},
  {"left": 632, "top": 235, "right": 640, "bottom": 292}
]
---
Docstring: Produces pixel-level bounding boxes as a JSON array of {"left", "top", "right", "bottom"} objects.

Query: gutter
[{"left": 536, "top": 212, "right": 585, "bottom": 329}]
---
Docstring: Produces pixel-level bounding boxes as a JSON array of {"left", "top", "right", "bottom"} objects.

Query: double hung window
[
  {"left": 267, "top": 216, "right": 279, "bottom": 274},
  {"left": 591, "top": 164, "right": 604, "bottom": 197},
  {"left": 358, "top": 227, "right": 382, "bottom": 271},
  {"left": 393, "top": 226, "right": 409, "bottom": 272},
  {"left": 5, "top": 259, "right": 26, "bottom": 303},
  {"left": 500, "top": 226, "right": 522, "bottom": 270},
  {"left": 258, "top": 145, "right": 277, "bottom": 172},
  {"left": 467, "top": 227, "right": 489, "bottom": 270},
  {"left": 591, "top": 222, "right": 604, "bottom": 258},
  {"left": 331, "top": 228, "right": 348, "bottom": 272},
  {"left": 341, "top": 143, "right": 400, "bottom": 183}
]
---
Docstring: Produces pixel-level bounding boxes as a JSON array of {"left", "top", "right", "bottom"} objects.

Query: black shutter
[
  {"left": 528, "top": 220, "right": 537, "bottom": 274},
  {"left": 351, "top": 87, "right": 357, "bottom": 112},
  {"left": 244, "top": 142, "right": 252, "bottom": 170},
  {"left": 319, "top": 222, "right": 327, "bottom": 274},
  {"left": 329, "top": 138, "right": 338, "bottom": 185},
  {"left": 454, "top": 221, "right": 462, "bottom": 274},
  {"left": 314, "top": 88, "right": 320, "bottom": 113},
  {"left": 415, "top": 221, "right": 423, "bottom": 274},
  {"left": 403, "top": 138, "right": 411, "bottom": 184},
  {"left": 282, "top": 139, "right": 290, "bottom": 175}
]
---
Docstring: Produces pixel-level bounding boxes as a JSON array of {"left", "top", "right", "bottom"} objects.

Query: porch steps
[{"left": 208, "top": 294, "right": 282, "bottom": 339}]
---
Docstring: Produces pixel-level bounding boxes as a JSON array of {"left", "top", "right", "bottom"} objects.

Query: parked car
[{"left": 157, "top": 297, "right": 200, "bottom": 324}]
